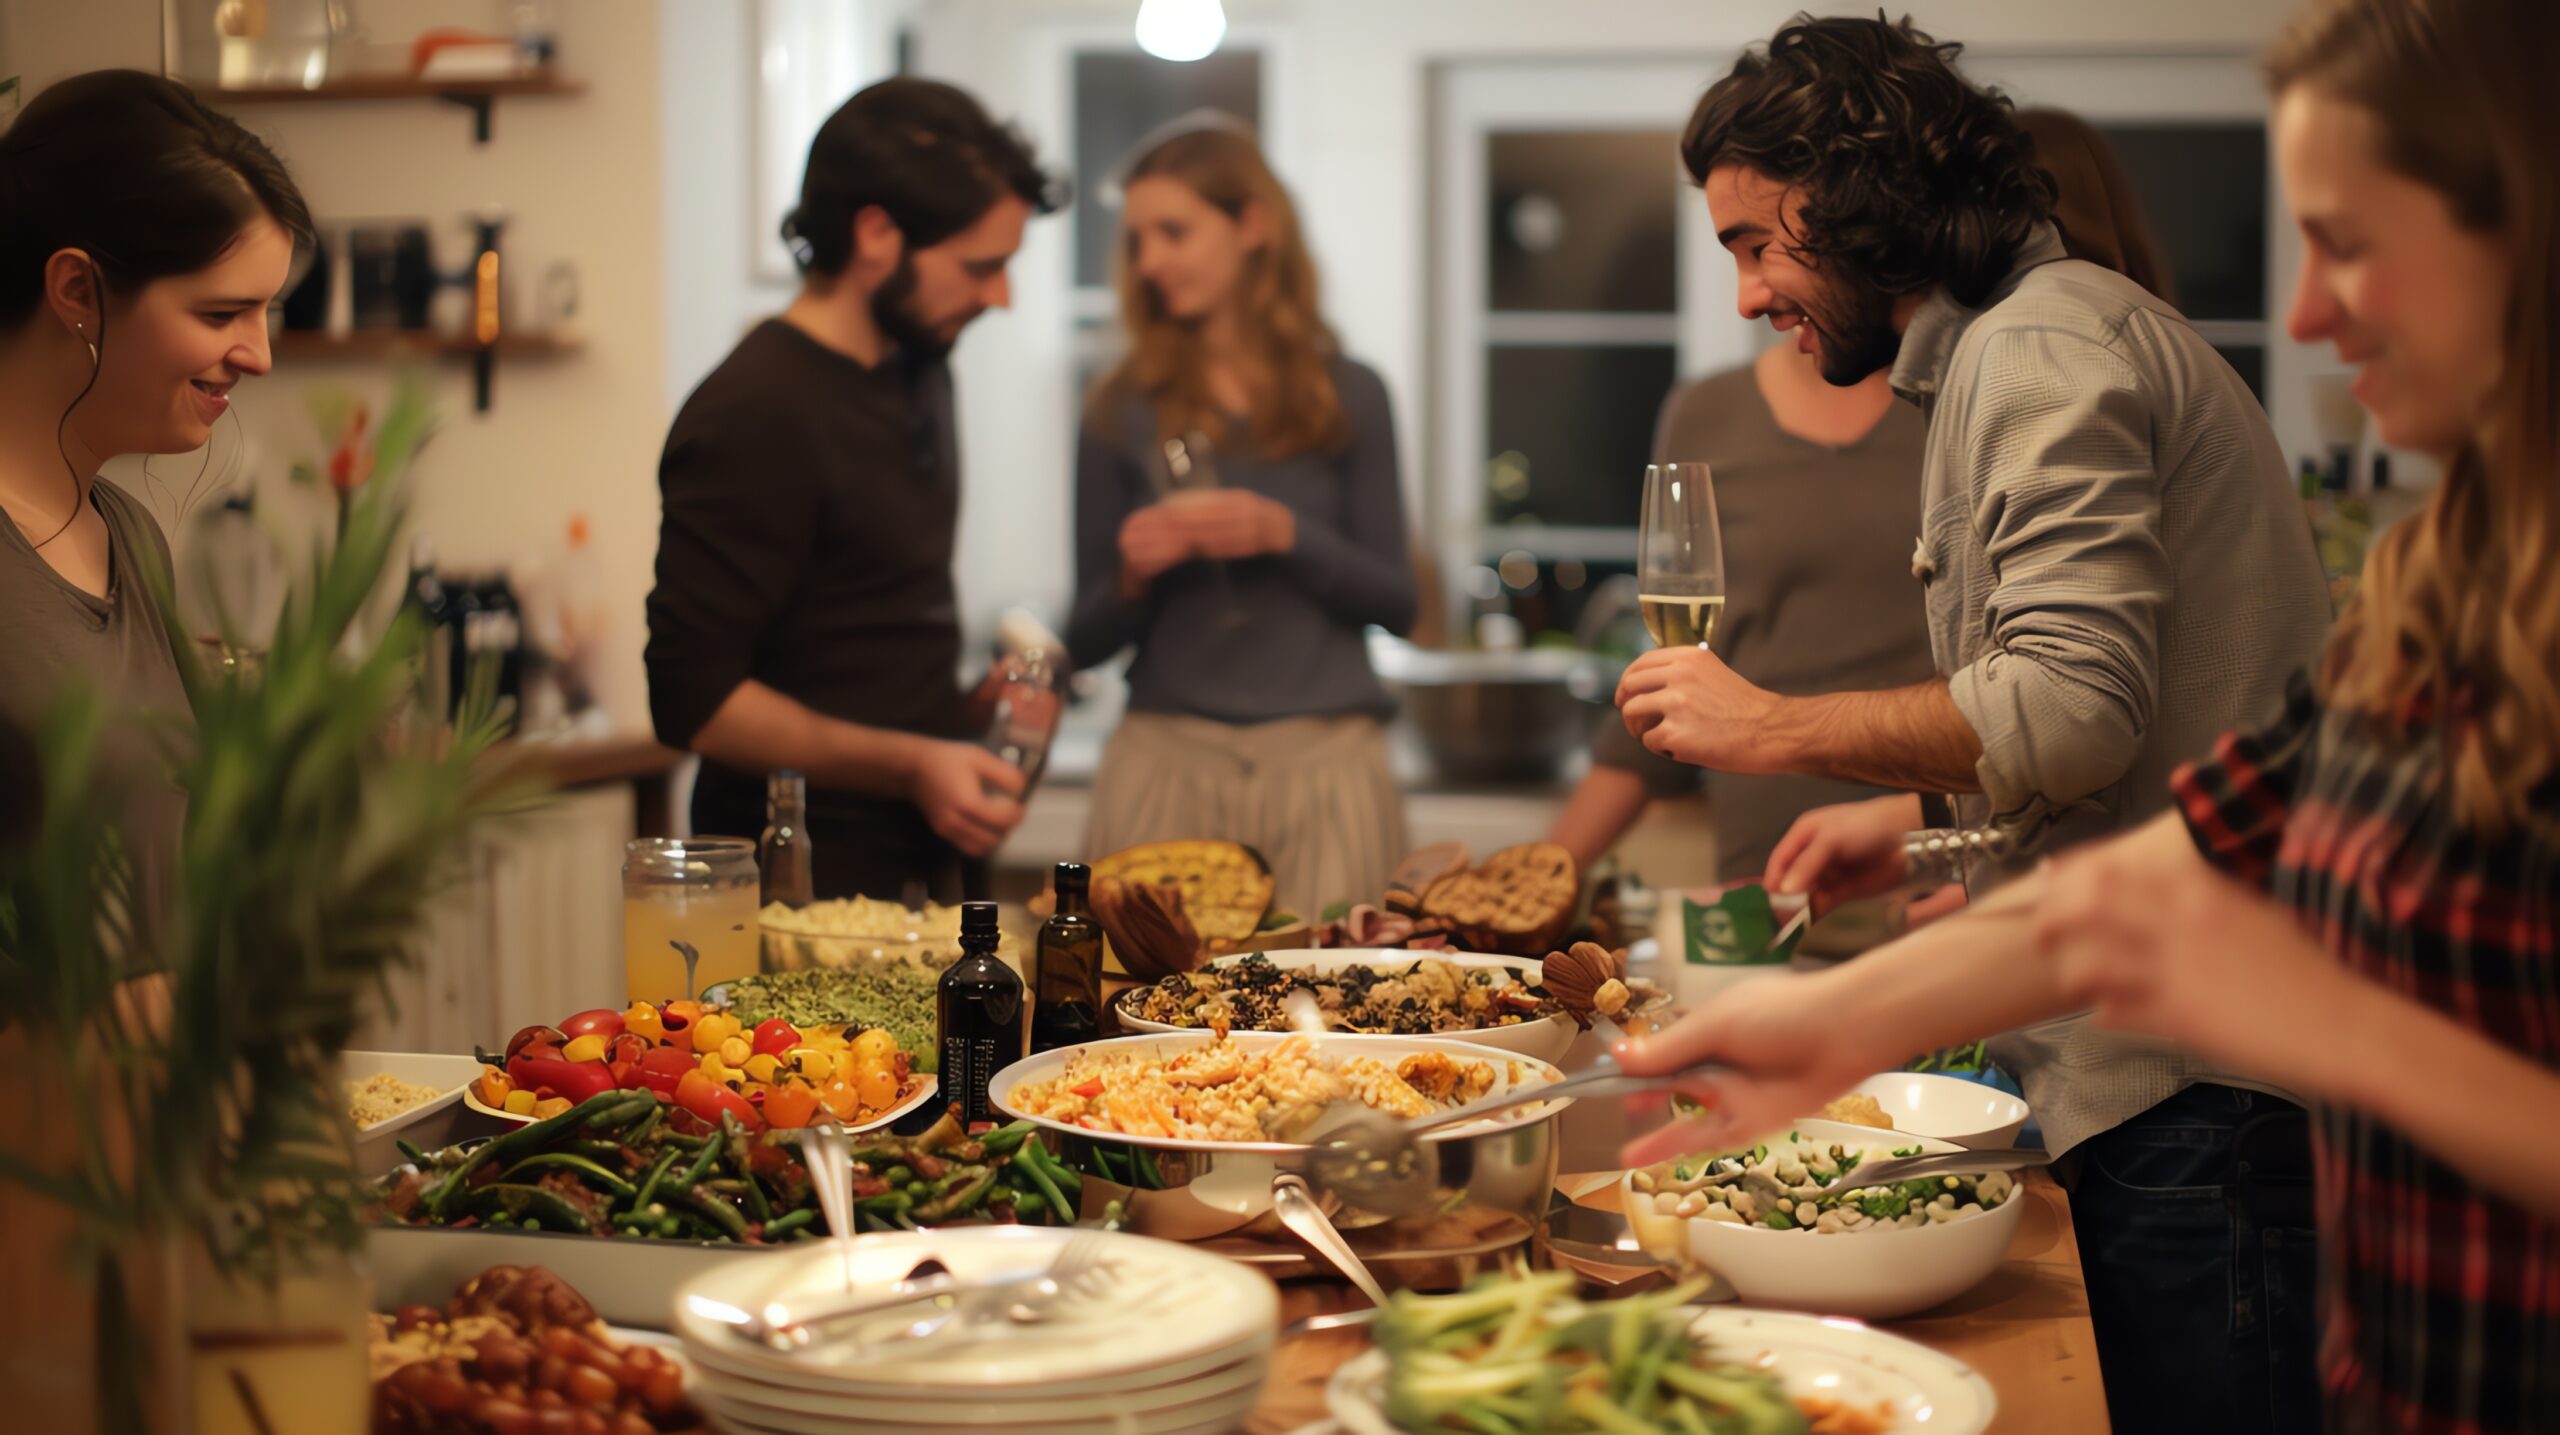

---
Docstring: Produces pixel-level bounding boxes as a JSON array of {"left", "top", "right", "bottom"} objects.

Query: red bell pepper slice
[
  {"left": 635, "top": 1045, "right": 695, "bottom": 1096},
  {"left": 506, "top": 1053, "right": 620, "bottom": 1104},
  {"left": 675, "top": 1069, "right": 764, "bottom": 1131}
]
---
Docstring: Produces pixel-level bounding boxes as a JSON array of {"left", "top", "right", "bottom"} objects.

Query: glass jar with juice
[{"left": 622, "top": 836, "right": 760, "bottom": 1004}]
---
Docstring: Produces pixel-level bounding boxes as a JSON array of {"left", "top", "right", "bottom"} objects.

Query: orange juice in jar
[{"left": 622, "top": 837, "right": 761, "bottom": 1004}]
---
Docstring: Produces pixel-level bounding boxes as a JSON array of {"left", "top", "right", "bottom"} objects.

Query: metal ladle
[{"left": 1287, "top": 1052, "right": 1721, "bottom": 1219}]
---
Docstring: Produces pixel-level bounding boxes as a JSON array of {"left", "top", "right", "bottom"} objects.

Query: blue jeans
[{"left": 2062, "top": 1084, "right": 2320, "bottom": 1435}]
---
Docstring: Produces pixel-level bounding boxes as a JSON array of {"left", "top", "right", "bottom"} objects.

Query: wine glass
[{"left": 1638, "top": 461, "right": 1726, "bottom": 648}]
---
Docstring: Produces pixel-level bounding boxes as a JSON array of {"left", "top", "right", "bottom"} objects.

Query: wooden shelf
[
  {"left": 271, "top": 330, "right": 580, "bottom": 412},
  {"left": 273, "top": 330, "right": 579, "bottom": 361},
  {"left": 205, "top": 70, "right": 582, "bottom": 142}
]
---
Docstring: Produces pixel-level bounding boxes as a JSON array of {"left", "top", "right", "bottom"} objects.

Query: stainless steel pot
[{"left": 1370, "top": 636, "right": 1615, "bottom": 786}]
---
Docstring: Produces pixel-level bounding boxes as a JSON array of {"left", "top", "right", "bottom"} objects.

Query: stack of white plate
[{"left": 672, "top": 1226, "right": 1277, "bottom": 1434}]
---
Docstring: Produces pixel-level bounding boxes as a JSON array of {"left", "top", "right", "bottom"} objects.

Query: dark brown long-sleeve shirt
[{"left": 645, "top": 319, "right": 976, "bottom": 899}]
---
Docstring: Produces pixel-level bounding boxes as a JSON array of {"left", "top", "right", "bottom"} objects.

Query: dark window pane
[
  {"left": 2215, "top": 344, "right": 2266, "bottom": 402},
  {"left": 1071, "top": 50, "right": 1263, "bottom": 289},
  {"left": 2093, "top": 124, "right": 2267, "bottom": 320},
  {"left": 1484, "top": 345, "right": 1677, "bottom": 527},
  {"left": 1487, "top": 131, "right": 1678, "bottom": 313}
]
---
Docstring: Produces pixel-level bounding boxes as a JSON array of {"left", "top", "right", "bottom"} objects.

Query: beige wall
[
  {"left": 0, "top": 0, "right": 161, "bottom": 86},
  {"left": 6, "top": 0, "right": 669, "bottom": 730},
  {"left": 216, "top": 0, "right": 668, "bottom": 727}
]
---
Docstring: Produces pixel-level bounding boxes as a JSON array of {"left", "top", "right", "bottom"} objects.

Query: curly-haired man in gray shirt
[{"left": 1613, "top": 16, "right": 2332, "bottom": 1433}]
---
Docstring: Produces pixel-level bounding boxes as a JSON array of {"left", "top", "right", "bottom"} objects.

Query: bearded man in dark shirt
[{"left": 647, "top": 78, "right": 1065, "bottom": 901}]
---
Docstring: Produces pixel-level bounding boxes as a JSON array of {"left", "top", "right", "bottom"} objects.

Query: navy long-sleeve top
[{"left": 1065, "top": 355, "right": 1415, "bottom": 722}]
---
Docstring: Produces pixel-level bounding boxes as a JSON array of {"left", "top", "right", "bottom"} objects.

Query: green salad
[
  {"left": 1374, "top": 1268, "right": 1808, "bottom": 1434},
  {"left": 1635, "top": 1130, "right": 2015, "bottom": 1233}
]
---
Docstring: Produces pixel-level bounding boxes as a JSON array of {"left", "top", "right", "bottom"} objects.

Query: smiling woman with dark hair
[{"left": 0, "top": 69, "right": 312, "bottom": 886}]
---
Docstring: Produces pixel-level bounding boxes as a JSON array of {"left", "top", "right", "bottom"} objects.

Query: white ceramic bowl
[
  {"left": 1110, "top": 948, "right": 1579, "bottom": 1064},
  {"left": 1623, "top": 1119, "right": 2025, "bottom": 1320},
  {"left": 344, "top": 1050, "right": 478, "bottom": 1166},
  {"left": 1845, "top": 1072, "right": 2031, "bottom": 1148},
  {"left": 1327, "top": 1304, "right": 1997, "bottom": 1435}
]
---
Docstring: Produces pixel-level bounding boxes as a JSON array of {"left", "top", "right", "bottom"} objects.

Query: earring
[{"left": 76, "top": 321, "right": 97, "bottom": 369}]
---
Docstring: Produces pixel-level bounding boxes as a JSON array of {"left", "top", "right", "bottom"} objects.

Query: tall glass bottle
[
  {"left": 936, "top": 901, "right": 1023, "bottom": 1129},
  {"left": 1030, "top": 862, "right": 1103, "bottom": 1053},
  {"left": 759, "top": 770, "right": 814, "bottom": 908}
]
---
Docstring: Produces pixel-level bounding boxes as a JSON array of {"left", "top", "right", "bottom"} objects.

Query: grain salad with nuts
[
  {"left": 1006, "top": 1034, "right": 1515, "bottom": 1143},
  {"left": 1634, "top": 1129, "right": 2015, "bottom": 1234},
  {"left": 1117, "top": 954, "right": 1557, "bottom": 1036}
]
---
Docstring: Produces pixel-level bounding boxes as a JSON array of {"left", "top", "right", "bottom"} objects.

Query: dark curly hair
[
  {"left": 1681, "top": 13, "right": 2055, "bottom": 306},
  {"left": 783, "top": 77, "right": 1067, "bottom": 278}
]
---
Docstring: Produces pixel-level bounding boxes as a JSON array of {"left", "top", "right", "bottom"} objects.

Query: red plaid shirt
[{"left": 2174, "top": 676, "right": 2560, "bottom": 1434}]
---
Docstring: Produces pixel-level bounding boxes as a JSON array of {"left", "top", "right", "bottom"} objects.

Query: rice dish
[{"left": 1006, "top": 1034, "right": 1513, "bottom": 1143}]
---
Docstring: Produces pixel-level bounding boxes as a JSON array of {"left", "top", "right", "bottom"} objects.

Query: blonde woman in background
[{"left": 1065, "top": 118, "right": 1415, "bottom": 919}]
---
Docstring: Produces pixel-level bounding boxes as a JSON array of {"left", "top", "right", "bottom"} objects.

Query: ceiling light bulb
[{"left": 1134, "top": 0, "right": 1227, "bottom": 63}]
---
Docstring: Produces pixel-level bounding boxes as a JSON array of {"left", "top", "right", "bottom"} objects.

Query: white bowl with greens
[{"left": 1623, "top": 1119, "right": 2025, "bottom": 1320}]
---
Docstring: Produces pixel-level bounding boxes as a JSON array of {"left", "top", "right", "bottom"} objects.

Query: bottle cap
[
  {"left": 961, "top": 901, "right": 1000, "bottom": 938},
  {"left": 1053, "top": 861, "right": 1089, "bottom": 894}
]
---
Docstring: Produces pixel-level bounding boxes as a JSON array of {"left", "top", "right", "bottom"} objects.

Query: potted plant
[{"left": 0, "top": 383, "right": 531, "bottom": 1431}]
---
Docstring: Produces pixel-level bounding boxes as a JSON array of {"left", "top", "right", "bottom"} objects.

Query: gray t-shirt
[
  {"left": 1065, "top": 355, "right": 1417, "bottom": 720},
  {"left": 1592, "top": 364, "right": 1936, "bottom": 881},
  {"left": 0, "top": 478, "right": 190, "bottom": 885}
]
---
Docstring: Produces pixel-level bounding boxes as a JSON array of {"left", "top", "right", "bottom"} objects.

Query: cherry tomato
[
  {"left": 558, "top": 1008, "right": 626, "bottom": 1041},
  {"left": 763, "top": 1083, "right": 821, "bottom": 1129},
  {"left": 503, "top": 1024, "right": 568, "bottom": 1062},
  {"left": 749, "top": 1017, "right": 801, "bottom": 1058}
]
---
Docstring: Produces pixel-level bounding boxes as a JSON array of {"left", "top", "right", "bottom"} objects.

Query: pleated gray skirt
[{"left": 1083, "top": 711, "right": 1408, "bottom": 923}]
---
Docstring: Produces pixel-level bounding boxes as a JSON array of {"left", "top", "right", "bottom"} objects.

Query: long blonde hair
[
  {"left": 2268, "top": 0, "right": 2560, "bottom": 832},
  {"left": 1097, "top": 126, "right": 1345, "bottom": 458}
]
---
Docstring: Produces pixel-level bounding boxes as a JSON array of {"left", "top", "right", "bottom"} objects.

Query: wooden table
[{"left": 1243, "top": 1163, "right": 2107, "bottom": 1433}]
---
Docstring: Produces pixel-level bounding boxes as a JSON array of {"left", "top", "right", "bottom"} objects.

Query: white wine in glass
[{"left": 1638, "top": 461, "right": 1727, "bottom": 648}]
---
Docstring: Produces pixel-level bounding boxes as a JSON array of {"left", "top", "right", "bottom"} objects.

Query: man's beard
[
  {"left": 1809, "top": 279, "right": 1902, "bottom": 387},
  {"left": 871, "top": 253, "right": 963, "bottom": 363}
]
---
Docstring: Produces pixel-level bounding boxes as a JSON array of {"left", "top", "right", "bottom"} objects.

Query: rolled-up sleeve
[
  {"left": 1276, "top": 364, "right": 1417, "bottom": 635},
  {"left": 1943, "top": 328, "right": 2167, "bottom": 820},
  {"left": 643, "top": 417, "right": 818, "bottom": 749}
]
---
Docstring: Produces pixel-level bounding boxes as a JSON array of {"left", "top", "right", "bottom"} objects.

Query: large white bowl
[
  {"left": 1111, "top": 948, "right": 1579, "bottom": 1064},
  {"left": 1845, "top": 1072, "right": 2032, "bottom": 1149},
  {"left": 344, "top": 1050, "right": 478, "bottom": 1167},
  {"left": 1623, "top": 1119, "right": 2025, "bottom": 1320},
  {"left": 1328, "top": 1304, "right": 1996, "bottom": 1435}
]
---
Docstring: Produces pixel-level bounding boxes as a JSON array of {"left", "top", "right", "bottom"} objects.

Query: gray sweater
[{"left": 1066, "top": 356, "right": 1415, "bottom": 721}]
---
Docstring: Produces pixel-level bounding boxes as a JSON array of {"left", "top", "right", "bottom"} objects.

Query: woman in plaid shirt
[{"left": 1619, "top": 1, "right": 2559, "bottom": 1429}]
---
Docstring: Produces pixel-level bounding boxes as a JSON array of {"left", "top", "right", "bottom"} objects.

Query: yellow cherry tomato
[
  {"left": 743, "top": 1053, "right": 782, "bottom": 1085},
  {"left": 561, "top": 1033, "right": 607, "bottom": 1065},
  {"left": 819, "top": 1078, "right": 863, "bottom": 1120},
  {"left": 690, "top": 1015, "right": 727, "bottom": 1054},
  {"left": 502, "top": 1088, "right": 537, "bottom": 1116},
  {"left": 856, "top": 1067, "right": 899, "bottom": 1111},
  {"left": 718, "top": 1035, "right": 753, "bottom": 1068},
  {"left": 786, "top": 1047, "right": 835, "bottom": 1084},
  {"left": 851, "top": 1028, "right": 897, "bottom": 1064}
]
